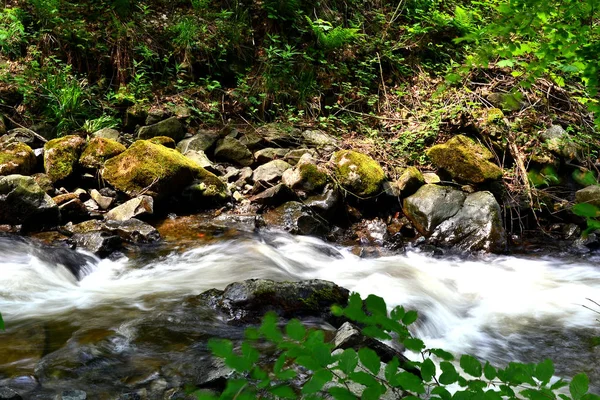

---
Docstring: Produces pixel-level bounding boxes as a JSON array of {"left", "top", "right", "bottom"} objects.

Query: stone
[
  {"left": 540, "top": 125, "right": 580, "bottom": 160},
  {"left": 102, "top": 140, "right": 224, "bottom": 200},
  {"left": 105, "top": 196, "right": 154, "bottom": 221},
  {"left": 395, "top": 166, "right": 424, "bottom": 197},
  {"left": 90, "top": 189, "right": 114, "bottom": 210},
  {"left": 181, "top": 178, "right": 230, "bottom": 208},
  {"left": 575, "top": 185, "right": 600, "bottom": 208},
  {"left": 305, "top": 186, "right": 341, "bottom": 217},
  {"left": 281, "top": 153, "right": 328, "bottom": 193},
  {"left": 176, "top": 130, "right": 220, "bottom": 153},
  {"left": 137, "top": 116, "right": 185, "bottom": 142},
  {"left": 4, "top": 127, "right": 45, "bottom": 149},
  {"left": 44, "top": 135, "right": 86, "bottom": 182},
  {"left": 145, "top": 107, "right": 169, "bottom": 125},
  {"left": 103, "top": 218, "right": 160, "bottom": 243},
  {"left": 58, "top": 198, "right": 89, "bottom": 224},
  {"left": 0, "top": 140, "right": 36, "bottom": 176},
  {"left": 184, "top": 150, "right": 216, "bottom": 172},
  {"left": 402, "top": 184, "right": 466, "bottom": 236},
  {"left": 0, "top": 387, "right": 21, "bottom": 400},
  {"left": 91, "top": 128, "right": 120, "bottom": 141},
  {"left": 254, "top": 147, "right": 289, "bottom": 164},
  {"left": 79, "top": 137, "right": 126, "bottom": 169},
  {"left": 31, "top": 173, "right": 54, "bottom": 193},
  {"left": 59, "top": 390, "right": 87, "bottom": 400},
  {"left": 301, "top": 129, "right": 338, "bottom": 151},
  {"left": 235, "top": 167, "right": 253, "bottom": 187},
  {"left": 252, "top": 124, "right": 302, "bottom": 147},
  {"left": 430, "top": 191, "right": 506, "bottom": 252},
  {"left": 0, "top": 175, "right": 59, "bottom": 230},
  {"left": 422, "top": 172, "right": 441, "bottom": 184},
  {"left": 263, "top": 201, "right": 327, "bottom": 236},
  {"left": 426, "top": 135, "right": 503, "bottom": 184},
  {"left": 249, "top": 183, "right": 298, "bottom": 206},
  {"left": 283, "top": 148, "right": 318, "bottom": 165},
  {"left": 147, "top": 136, "right": 176, "bottom": 148},
  {"left": 252, "top": 159, "right": 291, "bottom": 184},
  {"left": 124, "top": 104, "right": 148, "bottom": 131},
  {"left": 214, "top": 137, "right": 253, "bottom": 166},
  {"left": 331, "top": 150, "right": 386, "bottom": 197}
]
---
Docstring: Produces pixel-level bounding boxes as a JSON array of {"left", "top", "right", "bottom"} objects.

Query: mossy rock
[
  {"left": 79, "top": 137, "right": 126, "bottom": 169},
  {"left": 282, "top": 154, "right": 328, "bottom": 193},
  {"left": 0, "top": 140, "right": 36, "bottom": 176},
  {"left": 102, "top": 140, "right": 225, "bottom": 200},
  {"left": 148, "top": 136, "right": 176, "bottom": 148},
  {"left": 395, "top": 166, "right": 424, "bottom": 197},
  {"left": 44, "top": 135, "right": 86, "bottom": 182},
  {"left": 331, "top": 150, "right": 385, "bottom": 197},
  {"left": 426, "top": 135, "right": 503, "bottom": 184},
  {"left": 0, "top": 174, "right": 59, "bottom": 229}
]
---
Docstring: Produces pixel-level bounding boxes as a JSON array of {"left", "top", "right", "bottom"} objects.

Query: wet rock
[
  {"left": 103, "top": 218, "right": 160, "bottom": 243},
  {"left": 102, "top": 140, "right": 221, "bottom": 199},
  {"left": 184, "top": 150, "right": 217, "bottom": 173},
  {"left": 282, "top": 154, "right": 328, "bottom": 193},
  {"left": 59, "top": 390, "right": 87, "bottom": 400},
  {"left": 403, "top": 184, "right": 466, "bottom": 235},
  {"left": 79, "top": 137, "right": 126, "bottom": 169},
  {"left": 305, "top": 185, "right": 341, "bottom": 217},
  {"left": 137, "top": 116, "right": 185, "bottom": 142},
  {"left": 284, "top": 148, "right": 318, "bottom": 165},
  {"left": 147, "top": 136, "right": 176, "bottom": 148},
  {"left": 91, "top": 128, "right": 120, "bottom": 141},
  {"left": 44, "top": 135, "right": 86, "bottom": 182},
  {"left": 89, "top": 189, "right": 114, "bottom": 210},
  {"left": 254, "top": 147, "right": 289, "bottom": 164},
  {"left": 301, "top": 129, "right": 338, "bottom": 151},
  {"left": 331, "top": 150, "right": 386, "bottom": 197},
  {"left": 218, "top": 279, "right": 349, "bottom": 323},
  {"left": 263, "top": 201, "right": 327, "bottom": 236},
  {"left": 0, "top": 387, "right": 22, "bottom": 400},
  {"left": 0, "top": 175, "right": 59, "bottom": 230},
  {"left": 355, "top": 218, "right": 388, "bottom": 246},
  {"left": 0, "top": 140, "right": 36, "bottom": 176},
  {"left": 58, "top": 198, "right": 89, "bottom": 224},
  {"left": 5, "top": 127, "right": 45, "bottom": 149},
  {"left": 541, "top": 125, "right": 579, "bottom": 160},
  {"left": 575, "top": 185, "right": 600, "bottom": 208},
  {"left": 177, "top": 130, "right": 220, "bottom": 153},
  {"left": 430, "top": 191, "right": 506, "bottom": 252},
  {"left": 426, "top": 135, "right": 503, "bottom": 183},
  {"left": 249, "top": 183, "right": 298, "bottom": 206},
  {"left": 214, "top": 137, "right": 253, "bottom": 167},
  {"left": 181, "top": 178, "right": 230, "bottom": 209},
  {"left": 396, "top": 166, "right": 424, "bottom": 197},
  {"left": 105, "top": 195, "right": 154, "bottom": 221},
  {"left": 0, "top": 323, "right": 46, "bottom": 378},
  {"left": 252, "top": 159, "right": 291, "bottom": 184}
]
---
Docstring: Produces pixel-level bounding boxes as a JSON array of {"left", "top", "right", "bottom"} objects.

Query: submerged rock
[
  {"left": 331, "top": 150, "right": 386, "bottom": 197},
  {"left": 137, "top": 116, "right": 185, "bottom": 142},
  {"left": 426, "top": 135, "right": 503, "bottom": 184},
  {"left": 79, "top": 137, "right": 126, "bottom": 169},
  {"left": 0, "top": 140, "right": 36, "bottom": 176},
  {"left": 403, "top": 184, "right": 466, "bottom": 236},
  {"left": 43, "top": 135, "right": 86, "bottom": 182},
  {"left": 0, "top": 175, "right": 59, "bottom": 230},
  {"left": 263, "top": 201, "right": 327, "bottom": 236}
]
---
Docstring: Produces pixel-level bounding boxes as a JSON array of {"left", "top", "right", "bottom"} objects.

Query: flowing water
[{"left": 0, "top": 229, "right": 599, "bottom": 396}]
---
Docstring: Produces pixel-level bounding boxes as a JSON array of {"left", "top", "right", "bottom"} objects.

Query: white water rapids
[{"left": 0, "top": 231, "right": 599, "bottom": 390}]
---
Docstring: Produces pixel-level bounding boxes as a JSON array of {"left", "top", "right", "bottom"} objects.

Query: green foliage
[
  {"left": 82, "top": 115, "right": 120, "bottom": 134},
  {"left": 0, "top": 8, "right": 26, "bottom": 57},
  {"left": 572, "top": 202, "right": 600, "bottom": 235},
  {"left": 528, "top": 165, "right": 560, "bottom": 188},
  {"left": 201, "top": 294, "right": 598, "bottom": 400},
  {"left": 0, "top": 312, "right": 4, "bottom": 331},
  {"left": 306, "top": 18, "right": 361, "bottom": 50}
]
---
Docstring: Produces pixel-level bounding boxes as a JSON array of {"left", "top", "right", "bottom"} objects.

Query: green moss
[
  {"left": 79, "top": 137, "right": 126, "bottom": 169},
  {"left": 332, "top": 150, "right": 385, "bottom": 197},
  {"left": 298, "top": 163, "right": 327, "bottom": 191},
  {"left": 44, "top": 135, "right": 86, "bottom": 182},
  {"left": 148, "top": 136, "right": 176, "bottom": 148},
  {"left": 299, "top": 286, "right": 340, "bottom": 310},
  {"left": 0, "top": 141, "right": 36, "bottom": 176}
]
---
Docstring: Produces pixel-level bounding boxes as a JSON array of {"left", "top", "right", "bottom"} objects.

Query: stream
[{"left": 0, "top": 229, "right": 599, "bottom": 397}]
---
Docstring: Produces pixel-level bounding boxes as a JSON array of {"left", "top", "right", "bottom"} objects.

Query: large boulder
[
  {"left": 137, "top": 116, "right": 185, "bottom": 142},
  {"left": 282, "top": 153, "right": 328, "bottom": 193},
  {"left": 102, "top": 140, "right": 225, "bottom": 200},
  {"left": 0, "top": 175, "right": 59, "bottom": 229},
  {"left": 79, "top": 137, "right": 126, "bottom": 169},
  {"left": 0, "top": 139, "right": 36, "bottom": 176},
  {"left": 43, "top": 135, "right": 86, "bottom": 182},
  {"left": 575, "top": 185, "right": 600, "bottom": 208},
  {"left": 430, "top": 191, "right": 506, "bottom": 252},
  {"left": 331, "top": 150, "right": 386, "bottom": 197},
  {"left": 177, "top": 130, "right": 220, "bottom": 153},
  {"left": 426, "top": 135, "right": 503, "bottom": 184},
  {"left": 214, "top": 136, "right": 253, "bottom": 166},
  {"left": 402, "top": 184, "right": 466, "bottom": 235}
]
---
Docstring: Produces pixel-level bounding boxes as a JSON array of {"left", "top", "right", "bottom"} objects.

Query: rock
[
  {"left": 58, "top": 198, "right": 89, "bottom": 223},
  {"left": 305, "top": 186, "right": 341, "bottom": 218},
  {"left": 0, "top": 387, "right": 21, "bottom": 400},
  {"left": 283, "top": 148, "right": 318, "bottom": 165},
  {"left": 541, "top": 125, "right": 579, "bottom": 160},
  {"left": 331, "top": 150, "right": 386, "bottom": 197},
  {"left": 177, "top": 130, "right": 220, "bottom": 153},
  {"left": 263, "top": 201, "right": 327, "bottom": 235},
  {"left": 184, "top": 150, "right": 216, "bottom": 172},
  {"left": 214, "top": 137, "right": 253, "bottom": 166},
  {"left": 282, "top": 154, "right": 328, "bottom": 193},
  {"left": 147, "top": 136, "right": 176, "bottom": 148},
  {"left": 105, "top": 196, "right": 154, "bottom": 221},
  {"left": 102, "top": 140, "right": 222, "bottom": 199},
  {"left": 103, "top": 218, "right": 160, "bottom": 243},
  {"left": 235, "top": 167, "right": 253, "bottom": 187},
  {"left": 79, "top": 137, "right": 126, "bottom": 169},
  {"left": 31, "top": 173, "right": 54, "bottom": 193},
  {"left": 137, "top": 116, "right": 185, "bottom": 142},
  {"left": 249, "top": 183, "right": 298, "bottom": 206},
  {"left": 402, "top": 184, "right": 466, "bottom": 236},
  {"left": 0, "top": 175, "right": 59, "bottom": 230},
  {"left": 91, "top": 128, "right": 120, "bottom": 141},
  {"left": 124, "top": 104, "right": 148, "bottom": 131},
  {"left": 422, "top": 172, "right": 440, "bottom": 184},
  {"left": 4, "top": 127, "right": 45, "bottom": 149},
  {"left": 301, "top": 129, "right": 338, "bottom": 151},
  {"left": 575, "top": 185, "right": 600, "bottom": 208},
  {"left": 59, "top": 390, "right": 87, "bottom": 400},
  {"left": 0, "top": 140, "right": 36, "bottom": 176},
  {"left": 252, "top": 159, "right": 291, "bottom": 184},
  {"left": 252, "top": 124, "right": 302, "bottom": 147},
  {"left": 89, "top": 189, "right": 114, "bottom": 210},
  {"left": 254, "top": 147, "right": 289, "bottom": 164},
  {"left": 396, "top": 166, "right": 424, "bottom": 197},
  {"left": 426, "top": 135, "right": 503, "bottom": 183},
  {"left": 430, "top": 191, "right": 506, "bottom": 252},
  {"left": 218, "top": 279, "right": 349, "bottom": 323},
  {"left": 44, "top": 135, "right": 86, "bottom": 182}
]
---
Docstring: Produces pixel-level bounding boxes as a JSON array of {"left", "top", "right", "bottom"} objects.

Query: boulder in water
[
  {"left": 69, "top": 231, "right": 122, "bottom": 258},
  {"left": 44, "top": 135, "right": 86, "bottom": 182},
  {"left": 331, "top": 150, "right": 386, "bottom": 197},
  {"left": 103, "top": 218, "right": 160, "bottom": 243},
  {"left": 403, "top": 184, "right": 466, "bottom": 235},
  {"left": 0, "top": 175, "right": 59, "bottom": 230}
]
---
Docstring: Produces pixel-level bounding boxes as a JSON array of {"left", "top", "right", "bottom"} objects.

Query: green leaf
[
  {"left": 430, "top": 348, "right": 455, "bottom": 361},
  {"left": 431, "top": 386, "right": 452, "bottom": 400},
  {"left": 421, "top": 358, "right": 436, "bottom": 382},
  {"left": 328, "top": 386, "right": 358, "bottom": 400},
  {"left": 484, "top": 390, "right": 503, "bottom": 400},
  {"left": 402, "top": 310, "right": 418, "bottom": 325},
  {"left": 551, "top": 379, "right": 569, "bottom": 390},
  {"left": 534, "top": 359, "right": 554, "bottom": 384},
  {"left": 394, "top": 371, "right": 426, "bottom": 394},
  {"left": 286, "top": 319, "right": 306, "bottom": 341},
  {"left": 207, "top": 338, "right": 233, "bottom": 359},
  {"left": 483, "top": 362, "right": 496, "bottom": 380},
  {"left": 296, "top": 355, "right": 322, "bottom": 371},
  {"left": 0, "top": 313, "right": 4, "bottom": 331},
  {"left": 365, "top": 294, "right": 387, "bottom": 316},
  {"left": 312, "top": 342, "right": 333, "bottom": 367},
  {"left": 570, "top": 373, "right": 589, "bottom": 400},
  {"left": 361, "top": 325, "right": 392, "bottom": 340},
  {"left": 302, "top": 369, "right": 333, "bottom": 395},
  {"left": 460, "top": 354, "right": 482, "bottom": 377},
  {"left": 497, "top": 59, "right": 515, "bottom": 68},
  {"left": 582, "top": 394, "right": 600, "bottom": 400},
  {"left": 339, "top": 348, "right": 359, "bottom": 375},
  {"left": 403, "top": 338, "right": 425, "bottom": 352},
  {"left": 572, "top": 169, "right": 597, "bottom": 187},
  {"left": 385, "top": 357, "right": 399, "bottom": 383},
  {"left": 348, "top": 371, "right": 379, "bottom": 387},
  {"left": 439, "top": 362, "right": 460, "bottom": 385},
  {"left": 361, "top": 384, "right": 385, "bottom": 400},
  {"left": 573, "top": 203, "right": 600, "bottom": 218},
  {"left": 269, "top": 385, "right": 297, "bottom": 399},
  {"left": 259, "top": 312, "right": 283, "bottom": 343},
  {"left": 358, "top": 348, "right": 381, "bottom": 375}
]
